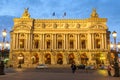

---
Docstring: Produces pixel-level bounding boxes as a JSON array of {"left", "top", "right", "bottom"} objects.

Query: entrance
[
  {"left": 45, "top": 54, "right": 51, "bottom": 64},
  {"left": 57, "top": 53, "right": 63, "bottom": 64},
  {"left": 68, "top": 53, "right": 74, "bottom": 64}
]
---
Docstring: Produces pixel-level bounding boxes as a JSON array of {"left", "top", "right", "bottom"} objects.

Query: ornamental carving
[
  {"left": 76, "top": 24, "right": 80, "bottom": 28},
  {"left": 53, "top": 23, "right": 57, "bottom": 28},
  {"left": 64, "top": 23, "right": 69, "bottom": 28}
]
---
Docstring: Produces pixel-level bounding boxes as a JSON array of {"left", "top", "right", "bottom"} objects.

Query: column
[
  {"left": 28, "top": 33, "right": 30, "bottom": 50},
  {"left": 13, "top": 33, "right": 15, "bottom": 49},
  {"left": 64, "top": 34, "right": 66, "bottom": 49},
  {"left": 42, "top": 34, "right": 45, "bottom": 50},
  {"left": 87, "top": 33, "right": 90, "bottom": 49},
  {"left": 55, "top": 34, "right": 57, "bottom": 49},
  {"left": 101, "top": 33, "right": 104, "bottom": 49},
  {"left": 78, "top": 34, "right": 80, "bottom": 50},
  {"left": 66, "top": 34, "right": 68, "bottom": 49},
  {"left": 26, "top": 33, "right": 28, "bottom": 49},
  {"left": 104, "top": 33, "right": 107, "bottom": 49},
  {"left": 42, "top": 53, "right": 45, "bottom": 64},
  {"left": 92, "top": 33, "right": 95, "bottom": 49},
  {"left": 90, "top": 33, "right": 93, "bottom": 49},
  {"left": 52, "top": 34, "right": 54, "bottom": 49},
  {"left": 51, "top": 53, "right": 54, "bottom": 64},
  {"left": 30, "top": 33, "right": 33, "bottom": 50},
  {"left": 40, "top": 34, "right": 42, "bottom": 50},
  {"left": 63, "top": 53, "right": 67, "bottom": 64},
  {"left": 16, "top": 33, "right": 18, "bottom": 49},
  {"left": 76, "top": 34, "right": 77, "bottom": 49}
]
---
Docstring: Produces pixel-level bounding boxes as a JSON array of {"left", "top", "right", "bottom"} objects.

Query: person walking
[
  {"left": 107, "top": 65, "right": 112, "bottom": 76},
  {"left": 71, "top": 63, "right": 77, "bottom": 74}
]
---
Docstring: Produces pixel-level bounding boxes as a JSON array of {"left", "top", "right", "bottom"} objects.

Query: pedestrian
[
  {"left": 71, "top": 63, "right": 76, "bottom": 74},
  {"left": 107, "top": 65, "right": 111, "bottom": 76}
]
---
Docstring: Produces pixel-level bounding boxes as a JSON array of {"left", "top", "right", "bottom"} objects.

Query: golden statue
[{"left": 21, "top": 8, "right": 30, "bottom": 18}]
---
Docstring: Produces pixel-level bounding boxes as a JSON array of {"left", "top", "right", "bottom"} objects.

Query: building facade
[{"left": 9, "top": 9, "right": 110, "bottom": 68}]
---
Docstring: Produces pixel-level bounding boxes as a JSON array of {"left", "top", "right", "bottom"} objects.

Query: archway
[
  {"left": 31, "top": 53, "right": 39, "bottom": 64},
  {"left": 68, "top": 53, "right": 75, "bottom": 64},
  {"left": 18, "top": 53, "right": 24, "bottom": 64},
  {"left": 80, "top": 53, "right": 88, "bottom": 65},
  {"left": 45, "top": 53, "right": 51, "bottom": 64},
  {"left": 57, "top": 53, "right": 63, "bottom": 64}
]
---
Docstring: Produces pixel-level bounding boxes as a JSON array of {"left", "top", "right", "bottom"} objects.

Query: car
[
  {"left": 99, "top": 65, "right": 108, "bottom": 70},
  {"left": 77, "top": 64, "right": 86, "bottom": 69},
  {"left": 36, "top": 64, "right": 48, "bottom": 69},
  {"left": 85, "top": 65, "right": 96, "bottom": 70}
]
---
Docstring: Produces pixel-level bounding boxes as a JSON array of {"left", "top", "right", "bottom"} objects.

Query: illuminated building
[{"left": 9, "top": 8, "right": 110, "bottom": 68}]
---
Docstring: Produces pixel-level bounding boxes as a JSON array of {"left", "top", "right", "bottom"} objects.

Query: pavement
[{"left": 0, "top": 68, "right": 120, "bottom": 80}]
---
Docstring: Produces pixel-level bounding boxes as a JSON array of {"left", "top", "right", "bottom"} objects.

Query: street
[{"left": 0, "top": 68, "right": 119, "bottom": 80}]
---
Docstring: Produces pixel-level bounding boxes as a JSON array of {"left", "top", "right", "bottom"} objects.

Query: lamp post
[
  {"left": 0, "top": 29, "right": 7, "bottom": 75},
  {"left": 112, "top": 31, "right": 119, "bottom": 77},
  {"left": 0, "top": 29, "right": 7, "bottom": 61}
]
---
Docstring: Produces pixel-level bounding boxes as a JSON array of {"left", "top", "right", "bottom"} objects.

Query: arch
[
  {"left": 45, "top": 53, "right": 51, "bottom": 64},
  {"left": 31, "top": 53, "right": 39, "bottom": 64},
  {"left": 68, "top": 53, "right": 75, "bottom": 64},
  {"left": 80, "top": 53, "right": 88, "bottom": 65},
  {"left": 57, "top": 53, "right": 63, "bottom": 64},
  {"left": 17, "top": 53, "right": 24, "bottom": 64}
]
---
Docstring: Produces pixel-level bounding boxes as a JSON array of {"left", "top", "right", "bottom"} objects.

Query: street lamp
[
  {"left": 2, "top": 29, "right": 7, "bottom": 49},
  {"left": 0, "top": 29, "right": 7, "bottom": 60},
  {"left": 111, "top": 31, "right": 119, "bottom": 77}
]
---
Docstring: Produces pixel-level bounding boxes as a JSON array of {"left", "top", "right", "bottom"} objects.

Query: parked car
[
  {"left": 99, "top": 65, "right": 108, "bottom": 70},
  {"left": 77, "top": 64, "right": 86, "bottom": 69},
  {"left": 36, "top": 64, "right": 48, "bottom": 69},
  {"left": 85, "top": 65, "right": 96, "bottom": 70}
]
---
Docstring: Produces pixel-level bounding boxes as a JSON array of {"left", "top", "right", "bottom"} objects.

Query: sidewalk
[{"left": 0, "top": 68, "right": 120, "bottom": 80}]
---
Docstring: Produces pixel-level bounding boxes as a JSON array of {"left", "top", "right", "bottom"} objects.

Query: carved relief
[
  {"left": 64, "top": 23, "right": 69, "bottom": 29},
  {"left": 14, "top": 25, "right": 31, "bottom": 31},
  {"left": 42, "top": 23, "right": 46, "bottom": 28},
  {"left": 90, "top": 25, "right": 104, "bottom": 29},
  {"left": 76, "top": 24, "right": 80, "bottom": 28},
  {"left": 53, "top": 23, "right": 57, "bottom": 28}
]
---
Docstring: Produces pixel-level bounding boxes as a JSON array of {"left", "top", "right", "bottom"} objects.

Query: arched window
[
  {"left": 34, "top": 40, "right": 39, "bottom": 49},
  {"left": 58, "top": 40, "right": 62, "bottom": 49},
  {"left": 81, "top": 40, "right": 86, "bottom": 49},
  {"left": 70, "top": 40, "right": 74, "bottom": 49},
  {"left": 94, "top": 33, "right": 101, "bottom": 49},
  {"left": 20, "top": 39, "right": 24, "bottom": 48},
  {"left": 47, "top": 40, "right": 51, "bottom": 49},
  {"left": 95, "top": 39, "right": 100, "bottom": 48},
  {"left": 45, "top": 54, "right": 51, "bottom": 64}
]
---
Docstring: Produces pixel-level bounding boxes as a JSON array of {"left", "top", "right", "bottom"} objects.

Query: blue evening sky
[{"left": 0, "top": 0, "right": 120, "bottom": 43}]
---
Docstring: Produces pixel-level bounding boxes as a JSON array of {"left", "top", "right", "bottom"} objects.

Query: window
[
  {"left": 70, "top": 40, "right": 74, "bottom": 49},
  {"left": 20, "top": 39, "right": 24, "bottom": 48},
  {"left": 95, "top": 39, "right": 100, "bottom": 48},
  {"left": 34, "top": 40, "right": 39, "bottom": 49},
  {"left": 58, "top": 41, "right": 62, "bottom": 49},
  {"left": 81, "top": 40, "right": 86, "bottom": 49},
  {"left": 47, "top": 41, "right": 51, "bottom": 49}
]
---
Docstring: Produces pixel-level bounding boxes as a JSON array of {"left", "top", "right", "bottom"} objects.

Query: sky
[{"left": 0, "top": 0, "right": 120, "bottom": 44}]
